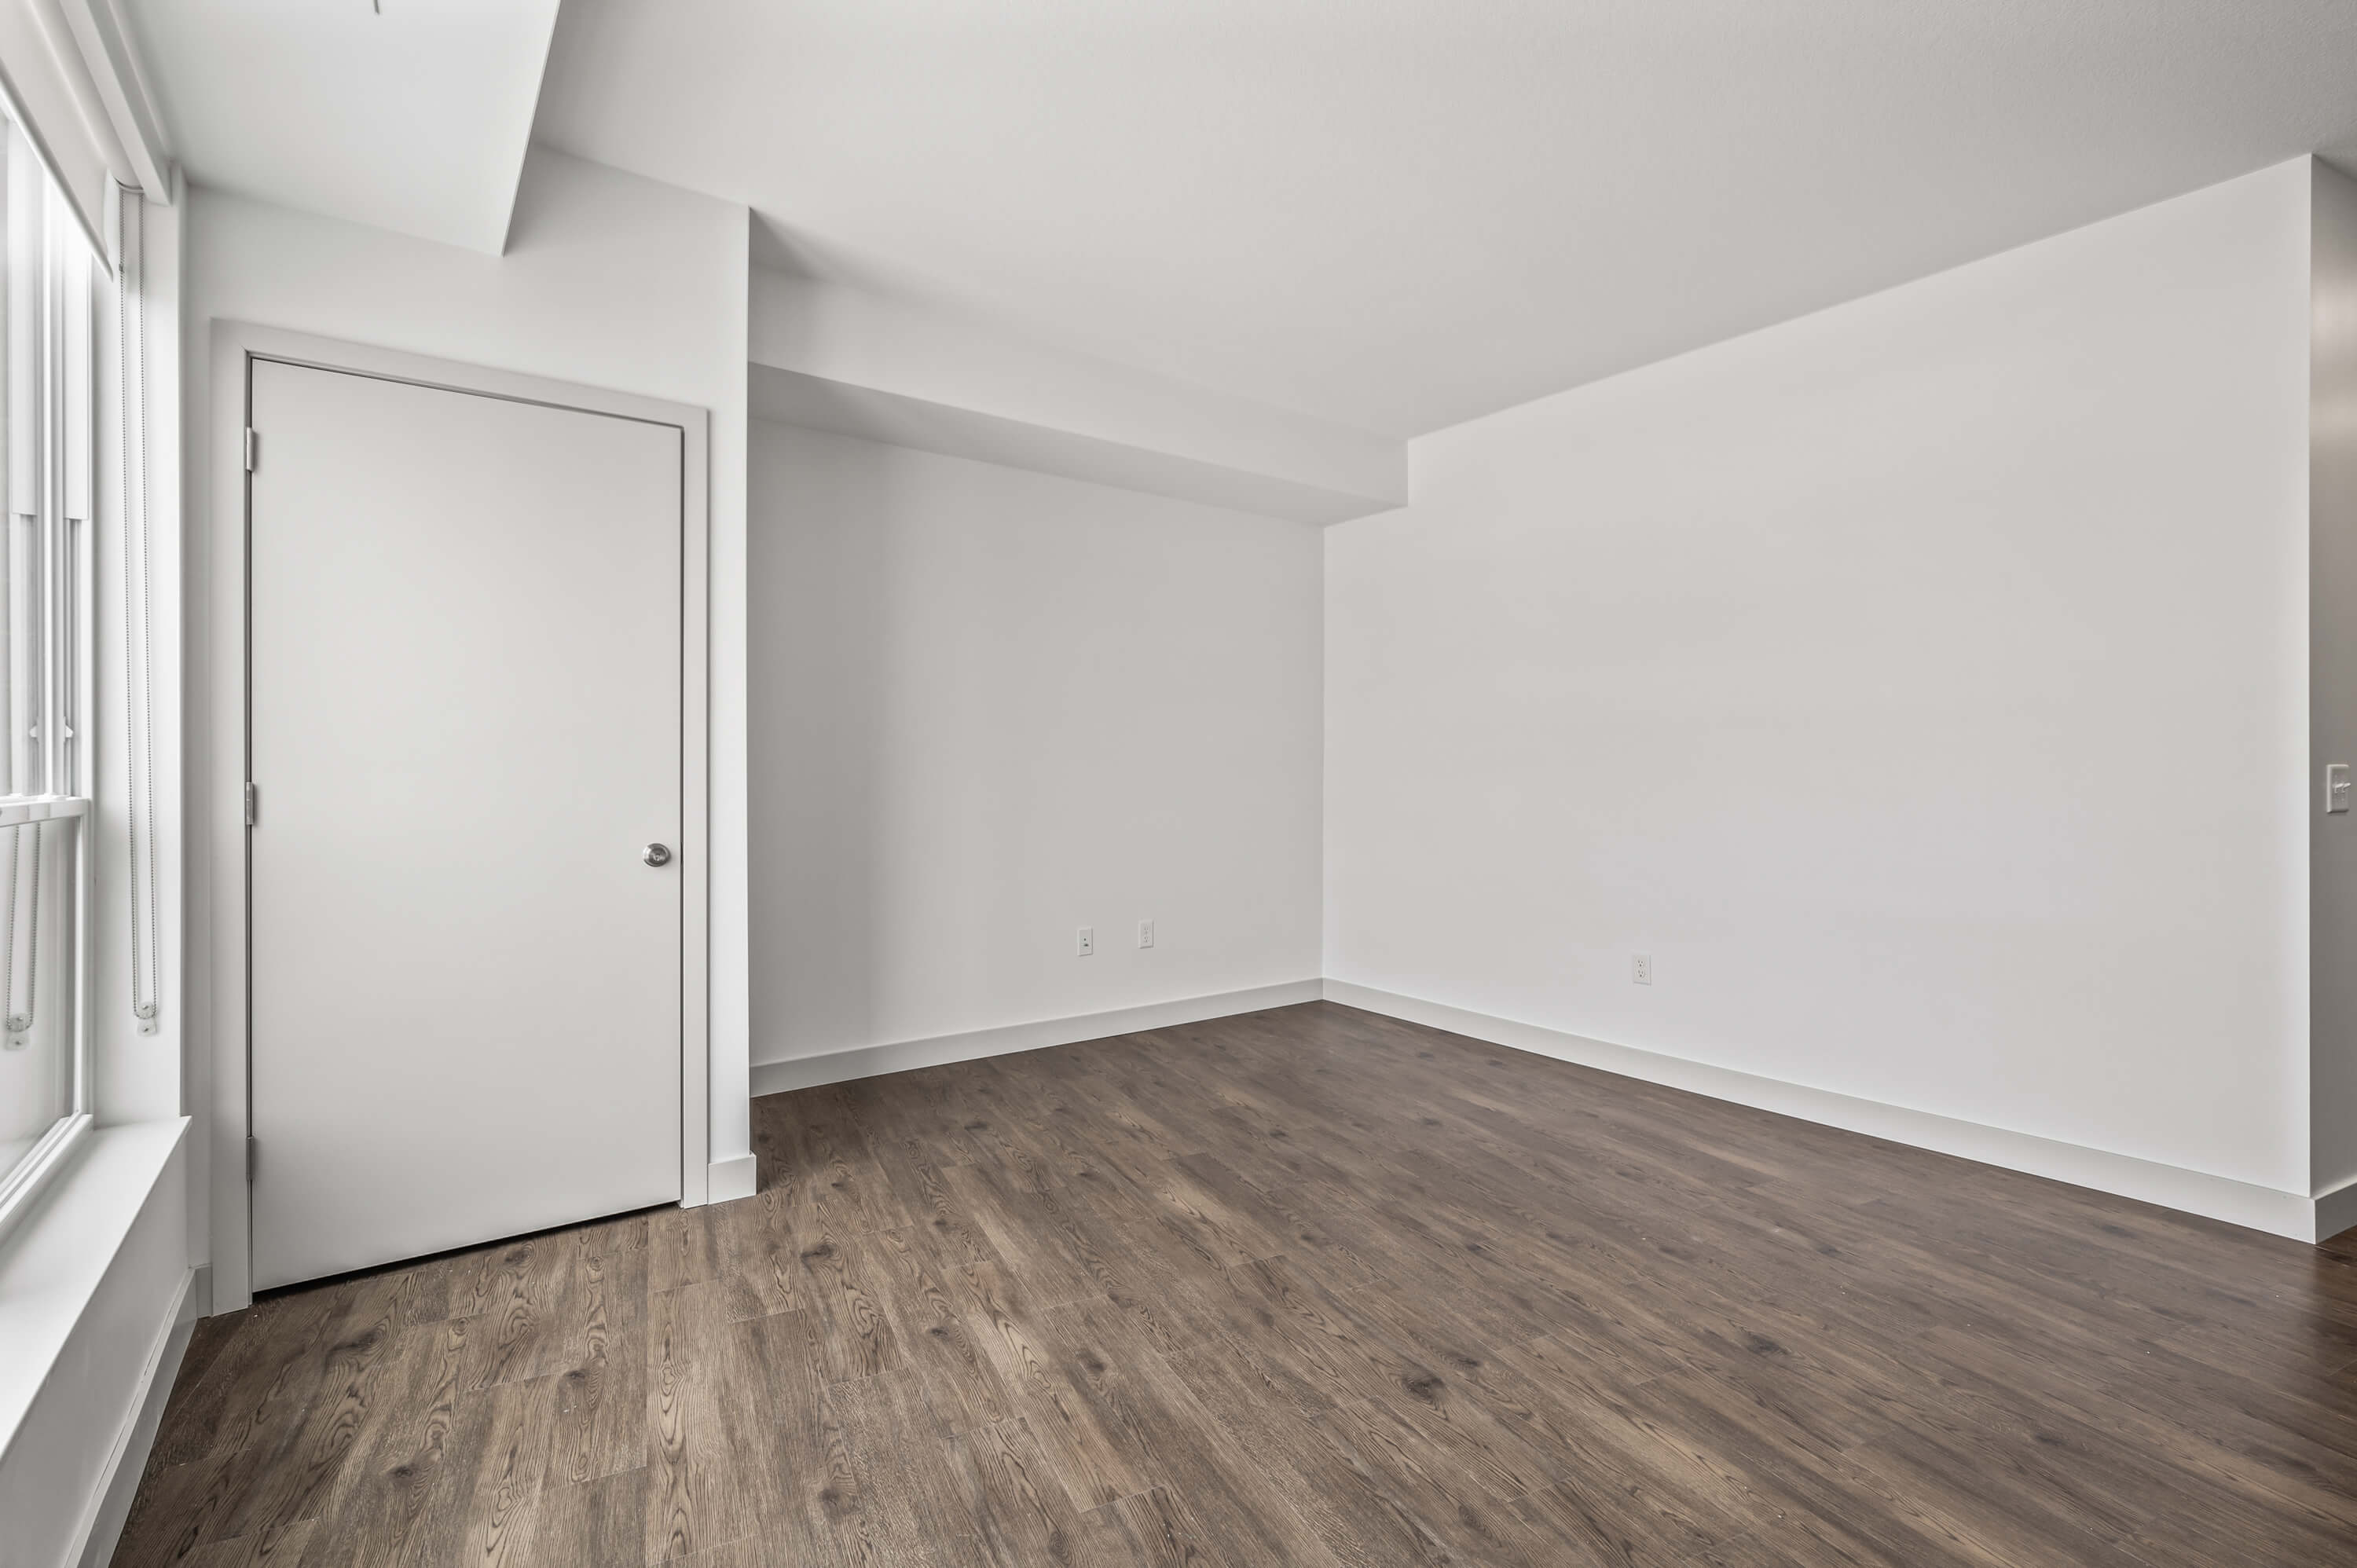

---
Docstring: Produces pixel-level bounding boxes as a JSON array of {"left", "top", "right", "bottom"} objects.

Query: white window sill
[{"left": 0, "top": 1118, "right": 189, "bottom": 1450}]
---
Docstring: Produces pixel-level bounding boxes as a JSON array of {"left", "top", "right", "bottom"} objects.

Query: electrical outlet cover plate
[{"left": 1632, "top": 954, "right": 1652, "bottom": 984}]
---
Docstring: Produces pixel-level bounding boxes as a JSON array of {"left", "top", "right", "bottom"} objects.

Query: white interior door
[{"left": 248, "top": 357, "right": 684, "bottom": 1290}]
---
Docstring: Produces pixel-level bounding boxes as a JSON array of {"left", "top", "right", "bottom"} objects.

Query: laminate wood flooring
[{"left": 111, "top": 1002, "right": 2357, "bottom": 1566}]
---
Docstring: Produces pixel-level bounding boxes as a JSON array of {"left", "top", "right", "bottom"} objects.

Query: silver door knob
[{"left": 642, "top": 843, "right": 673, "bottom": 867}]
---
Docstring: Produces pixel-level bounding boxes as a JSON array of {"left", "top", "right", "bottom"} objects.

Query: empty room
[{"left": 9, "top": 2, "right": 2357, "bottom": 1564}]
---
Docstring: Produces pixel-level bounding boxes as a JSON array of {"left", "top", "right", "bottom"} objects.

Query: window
[{"left": 0, "top": 110, "right": 94, "bottom": 1234}]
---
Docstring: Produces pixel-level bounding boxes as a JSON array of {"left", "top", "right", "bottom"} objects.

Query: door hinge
[
  {"left": 244, "top": 781, "right": 257, "bottom": 826},
  {"left": 243, "top": 427, "right": 258, "bottom": 473},
  {"left": 245, "top": 1135, "right": 258, "bottom": 1182}
]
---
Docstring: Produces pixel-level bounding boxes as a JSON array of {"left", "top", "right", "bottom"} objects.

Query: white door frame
[{"left": 203, "top": 322, "right": 712, "bottom": 1311}]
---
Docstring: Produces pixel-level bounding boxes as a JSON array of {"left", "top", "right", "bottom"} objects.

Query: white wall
[
  {"left": 2315, "top": 158, "right": 2357, "bottom": 1196},
  {"left": 185, "top": 147, "right": 753, "bottom": 1304},
  {"left": 750, "top": 422, "right": 1322, "bottom": 1068},
  {"left": 1327, "top": 160, "right": 2316, "bottom": 1201}
]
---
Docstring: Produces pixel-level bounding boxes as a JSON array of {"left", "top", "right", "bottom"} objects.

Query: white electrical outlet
[
  {"left": 1632, "top": 954, "right": 1652, "bottom": 985},
  {"left": 1138, "top": 918, "right": 1156, "bottom": 949},
  {"left": 1076, "top": 925, "right": 1095, "bottom": 957}
]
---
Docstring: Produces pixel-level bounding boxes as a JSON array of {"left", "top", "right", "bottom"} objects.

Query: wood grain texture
[{"left": 113, "top": 1001, "right": 2357, "bottom": 1566}]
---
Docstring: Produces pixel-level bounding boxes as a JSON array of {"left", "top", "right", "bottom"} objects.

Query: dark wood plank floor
[{"left": 112, "top": 1000, "right": 2357, "bottom": 1566}]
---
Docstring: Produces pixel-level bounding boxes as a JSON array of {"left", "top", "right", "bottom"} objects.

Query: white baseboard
[
  {"left": 744, "top": 973, "right": 2349, "bottom": 1246},
  {"left": 1324, "top": 980, "right": 2336, "bottom": 1244},
  {"left": 751, "top": 980, "right": 1325, "bottom": 1097},
  {"left": 2315, "top": 1174, "right": 2357, "bottom": 1244},
  {"left": 72, "top": 1265, "right": 199, "bottom": 1568},
  {"left": 706, "top": 1153, "right": 758, "bottom": 1204}
]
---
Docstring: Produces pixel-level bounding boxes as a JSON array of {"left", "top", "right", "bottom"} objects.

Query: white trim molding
[
  {"left": 2315, "top": 1174, "right": 2357, "bottom": 1245},
  {"left": 706, "top": 1153, "right": 757, "bottom": 1204},
  {"left": 53, "top": 0, "right": 172, "bottom": 200},
  {"left": 0, "top": 1111, "right": 93, "bottom": 1247},
  {"left": 1323, "top": 980, "right": 2347, "bottom": 1245},
  {"left": 750, "top": 980, "right": 1325, "bottom": 1097}
]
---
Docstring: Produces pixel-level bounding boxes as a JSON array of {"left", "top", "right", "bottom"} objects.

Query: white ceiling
[
  {"left": 123, "top": 0, "right": 559, "bottom": 255},
  {"left": 535, "top": 0, "right": 2357, "bottom": 436}
]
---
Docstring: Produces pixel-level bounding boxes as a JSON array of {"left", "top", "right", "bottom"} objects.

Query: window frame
[{"left": 0, "top": 145, "right": 98, "bottom": 1244}]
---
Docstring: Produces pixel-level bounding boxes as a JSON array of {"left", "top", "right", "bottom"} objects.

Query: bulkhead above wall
[{"left": 749, "top": 269, "right": 1408, "bottom": 526}]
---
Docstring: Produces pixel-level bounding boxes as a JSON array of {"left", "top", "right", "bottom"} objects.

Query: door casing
[{"left": 203, "top": 322, "right": 711, "bottom": 1310}]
